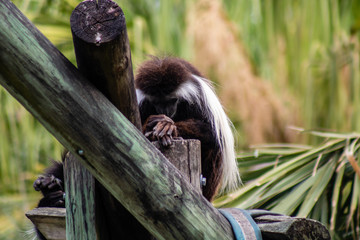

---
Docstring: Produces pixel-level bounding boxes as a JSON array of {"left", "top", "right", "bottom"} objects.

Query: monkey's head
[{"left": 135, "top": 57, "right": 202, "bottom": 118}]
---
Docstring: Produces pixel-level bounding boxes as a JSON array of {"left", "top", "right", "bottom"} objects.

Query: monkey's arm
[{"left": 175, "top": 119, "right": 216, "bottom": 145}]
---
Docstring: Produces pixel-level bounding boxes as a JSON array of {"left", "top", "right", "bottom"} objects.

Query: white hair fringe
[{"left": 184, "top": 75, "right": 241, "bottom": 192}]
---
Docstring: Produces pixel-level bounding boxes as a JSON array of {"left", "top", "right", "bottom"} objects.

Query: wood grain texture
[
  {"left": 64, "top": 153, "right": 97, "bottom": 240},
  {"left": 26, "top": 207, "right": 332, "bottom": 240},
  {"left": 0, "top": 1, "right": 233, "bottom": 239},
  {"left": 153, "top": 139, "right": 202, "bottom": 192},
  {"left": 254, "top": 213, "right": 331, "bottom": 240},
  {"left": 26, "top": 208, "right": 66, "bottom": 240}
]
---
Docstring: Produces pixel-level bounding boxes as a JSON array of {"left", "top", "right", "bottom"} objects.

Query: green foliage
[
  {"left": 0, "top": 194, "right": 39, "bottom": 239},
  {"left": 223, "top": 0, "right": 360, "bottom": 141},
  {"left": 0, "top": 88, "right": 62, "bottom": 195},
  {"left": 215, "top": 130, "right": 360, "bottom": 239},
  {"left": 13, "top": 0, "right": 78, "bottom": 63},
  {"left": 0, "top": 87, "right": 61, "bottom": 238},
  {"left": 11, "top": 0, "right": 193, "bottom": 65},
  {"left": 119, "top": 0, "right": 193, "bottom": 61}
]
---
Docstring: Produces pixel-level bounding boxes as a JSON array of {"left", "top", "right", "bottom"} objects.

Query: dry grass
[{"left": 187, "top": 0, "right": 300, "bottom": 145}]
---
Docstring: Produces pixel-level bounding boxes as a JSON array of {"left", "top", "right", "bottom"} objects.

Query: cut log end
[
  {"left": 70, "top": 0, "right": 125, "bottom": 44},
  {"left": 254, "top": 214, "right": 331, "bottom": 240}
]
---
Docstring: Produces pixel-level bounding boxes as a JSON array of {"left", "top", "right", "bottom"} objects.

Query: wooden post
[
  {"left": 64, "top": 152, "right": 97, "bottom": 240},
  {"left": 250, "top": 211, "right": 331, "bottom": 240},
  {"left": 153, "top": 139, "right": 202, "bottom": 191},
  {"left": 67, "top": 0, "right": 147, "bottom": 239},
  {"left": 70, "top": 0, "right": 141, "bottom": 129}
]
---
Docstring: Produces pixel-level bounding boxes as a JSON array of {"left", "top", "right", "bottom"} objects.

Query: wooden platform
[
  {"left": 26, "top": 207, "right": 66, "bottom": 240},
  {"left": 26, "top": 207, "right": 331, "bottom": 240}
]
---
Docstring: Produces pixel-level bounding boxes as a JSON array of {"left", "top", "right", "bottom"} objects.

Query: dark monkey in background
[{"left": 32, "top": 57, "right": 240, "bottom": 239}]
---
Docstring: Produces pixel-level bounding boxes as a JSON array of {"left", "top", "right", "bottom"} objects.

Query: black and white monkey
[
  {"left": 32, "top": 57, "right": 240, "bottom": 239},
  {"left": 135, "top": 57, "right": 240, "bottom": 200}
]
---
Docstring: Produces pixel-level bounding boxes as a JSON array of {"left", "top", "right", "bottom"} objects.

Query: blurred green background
[{"left": 1, "top": 0, "right": 360, "bottom": 239}]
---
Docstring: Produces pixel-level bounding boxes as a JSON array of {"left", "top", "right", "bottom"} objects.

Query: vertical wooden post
[
  {"left": 70, "top": 0, "right": 141, "bottom": 129},
  {"left": 153, "top": 139, "right": 202, "bottom": 192},
  {"left": 67, "top": 0, "right": 148, "bottom": 239},
  {"left": 64, "top": 152, "right": 96, "bottom": 240}
]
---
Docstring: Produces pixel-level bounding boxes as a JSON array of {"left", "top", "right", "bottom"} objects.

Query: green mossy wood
[
  {"left": 68, "top": 1, "right": 145, "bottom": 239},
  {"left": 0, "top": 0, "right": 234, "bottom": 239},
  {"left": 64, "top": 153, "right": 96, "bottom": 240}
]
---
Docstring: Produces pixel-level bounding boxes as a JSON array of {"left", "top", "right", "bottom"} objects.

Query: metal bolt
[{"left": 200, "top": 174, "right": 206, "bottom": 187}]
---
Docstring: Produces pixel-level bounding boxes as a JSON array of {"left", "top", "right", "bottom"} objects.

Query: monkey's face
[{"left": 151, "top": 97, "right": 179, "bottom": 118}]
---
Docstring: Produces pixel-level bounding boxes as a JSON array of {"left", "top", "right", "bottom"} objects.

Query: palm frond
[{"left": 215, "top": 131, "right": 360, "bottom": 239}]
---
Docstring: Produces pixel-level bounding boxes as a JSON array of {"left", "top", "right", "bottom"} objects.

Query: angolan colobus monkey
[
  {"left": 32, "top": 57, "right": 240, "bottom": 239},
  {"left": 136, "top": 57, "right": 240, "bottom": 200}
]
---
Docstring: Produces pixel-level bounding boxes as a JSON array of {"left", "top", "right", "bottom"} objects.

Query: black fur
[
  {"left": 135, "top": 56, "right": 200, "bottom": 97},
  {"left": 33, "top": 156, "right": 65, "bottom": 240}
]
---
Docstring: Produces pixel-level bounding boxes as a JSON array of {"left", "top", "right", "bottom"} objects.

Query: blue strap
[
  {"left": 240, "top": 209, "right": 262, "bottom": 240},
  {"left": 219, "top": 209, "right": 262, "bottom": 240},
  {"left": 219, "top": 209, "right": 246, "bottom": 240}
]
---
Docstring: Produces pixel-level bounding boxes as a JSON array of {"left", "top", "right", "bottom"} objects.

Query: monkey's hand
[
  {"left": 34, "top": 174, "right": 65, "bottom": 207},
  {"left": 143, "top": 114, "right": 178, "bottom": 147},
  {"left": 34, "top": 174, "right": 64, "bottom": 195}
]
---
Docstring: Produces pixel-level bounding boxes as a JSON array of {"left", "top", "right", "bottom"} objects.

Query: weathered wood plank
[
  {"left": 64, "top": 152, "right": 97, "bottom": 240},
  {"left": 26, "top": 207, "right": 333, "bottom": 240},
  {"left": 250, "top": 211, "right": 331, "bottom": 240},
  {"left": 153, "top": 139, "right": 202, "bottom": 192},
  {"left": 26, "top": 208, "right": 66, "bottom": 240},
  {"left": 0, "top": 1, "right": 233, "bottom": 239}
]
